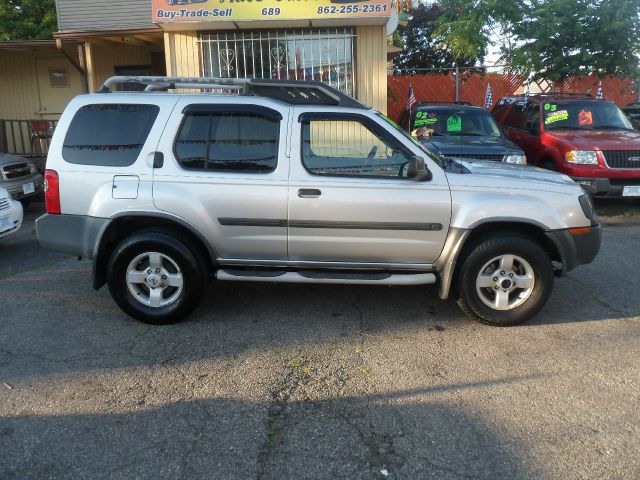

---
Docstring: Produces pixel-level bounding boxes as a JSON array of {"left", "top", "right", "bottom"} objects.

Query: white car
[{"left": 0, "top": 187, "right": 23, "bottom": 240}]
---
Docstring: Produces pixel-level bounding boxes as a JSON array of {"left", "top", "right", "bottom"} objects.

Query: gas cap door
[{"left": 112, "top": 175, "right": 140, "bottom": 199}]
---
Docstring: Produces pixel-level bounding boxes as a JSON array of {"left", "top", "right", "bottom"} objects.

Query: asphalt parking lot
[{"left": 1, "top": 201, "right": 639, "bottom": 479}]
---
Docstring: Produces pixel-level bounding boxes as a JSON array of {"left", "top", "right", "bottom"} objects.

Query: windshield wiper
[
  {"left": 594, "top": 125, "right": 636, "bottom": 131},
  {"left": 547, "top": 125, "right": 593, "bottom": 130},
  {"left": 448, "top": 132, "right": 484, "bottom": 136}
]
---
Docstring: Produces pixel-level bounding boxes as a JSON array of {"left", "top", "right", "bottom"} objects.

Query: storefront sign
[{"left": 152, "top": 0, "right": 392, "bottom": 23}]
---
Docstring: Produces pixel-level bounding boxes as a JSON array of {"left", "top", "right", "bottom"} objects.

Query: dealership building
[{"left": 0, "top": 0, "right": 402, "bottom": 155}]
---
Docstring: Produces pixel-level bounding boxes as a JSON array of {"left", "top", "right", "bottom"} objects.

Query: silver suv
[{"left": 36, "top": 77, "right": 601, "bottom": 326}]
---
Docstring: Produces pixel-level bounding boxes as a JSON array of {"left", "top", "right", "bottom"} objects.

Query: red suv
[{"left": 492, "top": 94, "right": 640, "bottom": 197}]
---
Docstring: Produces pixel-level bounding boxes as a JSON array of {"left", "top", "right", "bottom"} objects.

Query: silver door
[
  {"left": 288, "top": 110, "right": 452, "bottom": 266},
  {"left": 153, "top": 98, "right": 290, "bottom": 261}
]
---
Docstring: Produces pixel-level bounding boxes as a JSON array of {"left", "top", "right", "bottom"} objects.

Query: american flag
[
  {"left": 596, "top": 80, "right": 603, "bottom": 99},
  {"left": 484, "top": 83, "right": 493, "bottom": 109},
  {"left": 406, "top": 83, "right": 417, "bottom": 112}
]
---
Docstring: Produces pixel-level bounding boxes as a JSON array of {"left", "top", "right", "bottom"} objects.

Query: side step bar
[{"left": 216, "top": 269, "right": 436, "bottom": 286}]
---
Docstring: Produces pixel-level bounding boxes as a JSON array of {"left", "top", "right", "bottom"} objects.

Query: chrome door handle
[{"left": 298, "top": 188, "right": 322, "bottom": 198}]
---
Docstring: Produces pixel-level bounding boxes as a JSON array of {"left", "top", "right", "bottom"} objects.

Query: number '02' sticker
[{"left": 414, "top": 111, "right": 438, "bottom": 127}]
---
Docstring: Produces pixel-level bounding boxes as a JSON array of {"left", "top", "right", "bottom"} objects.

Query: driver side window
[
  {"left": 521, "top": 102, "right": 540, "bottom": 134},
  {"left": 301, "top": 118, "right": 413, "bottom": 178}
]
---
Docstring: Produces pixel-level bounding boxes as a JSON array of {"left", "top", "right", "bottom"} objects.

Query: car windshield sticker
[
  {"left": 544, "top": 109, "right": 569, "bottom": 125},
  {"left": 413, "top": 111, "right": 438, "bottom": 127},
  {"left": 446, "top": 115, "right": 462, "bottom": 132},
  {"left": 579, "top": 109, "right": 593, "bottom": 125}
]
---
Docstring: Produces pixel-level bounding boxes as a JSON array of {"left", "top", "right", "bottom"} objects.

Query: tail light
[{"left": 44, "top": 169, "right": 61, "bottom": 214}]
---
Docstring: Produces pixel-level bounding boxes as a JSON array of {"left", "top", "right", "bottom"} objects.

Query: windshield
[
  {"left": 542, "top": 101, "right": 633, "bottom": 131},
  {"left": 376, "top": 112, "right": 446, "bottom": 169},
  {"left": 411, "top": 108, "right": 502, "bottom": 137}
]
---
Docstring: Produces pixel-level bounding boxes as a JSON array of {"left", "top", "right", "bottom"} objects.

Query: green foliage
[
  {"left": 394, "top": 4, "right": 482, "bottom": 73},
  {"left": 434, "top": 0, "right": 640, "bottom": 81},
  {"left": 433, "top": 0, "right": 523, "bottom": 64},
  {"left": 513, "top": 0, "right": 640, "bottom": 81},
  {"left": 0, "top": 0, "right": 58, "bottom": 41}
]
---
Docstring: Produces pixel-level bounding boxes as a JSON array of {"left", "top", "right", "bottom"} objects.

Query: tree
[
  {"left": 512, "top": 0, "right": 640, "bottom": 81},
  {"left": 433, "top": 0, "right": 523, "bottom": 67},
  {"left": 394, "top": 4, "right": 482, "bottom": 74},
  {"left": 434, "top": 0, "right": 640, "bottom": 81},
  {"left": 0, "top": 0, "right": 58, "bottom": 41}
]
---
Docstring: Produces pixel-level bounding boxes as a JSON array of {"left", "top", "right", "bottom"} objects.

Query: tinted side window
[
  {"left": 504, "top": 102, "right": 525, "bottom": 129},
  {"left": 63, "top": 104, "right": 159, "bottom": 166},
  {"left": 174, "top": 112, "right": 279, "bottom": 173},
  {"left": 521, "top": 102, "right": 541, "bottom": 133},
  {"left": 302, "top": 118, "right": 413, "bottom": 178}
]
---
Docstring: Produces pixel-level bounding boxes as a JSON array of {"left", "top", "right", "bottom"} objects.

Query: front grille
[
  {"left": 601, "top": 150, "right": 640, "bottom": 169},
  {"left": 2, "top": 163, "right": 31, "bottom": 179},
  {"left": 609, "top": 178, "right": 640, "bottom": 186},
  {"left": 442, "top": 153, "right": 505, "bottom": 162},
  {"left": 0, "top": 199, "right": 9, "bottom": 211}
]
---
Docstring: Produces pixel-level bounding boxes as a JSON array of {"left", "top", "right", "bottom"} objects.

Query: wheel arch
[
  {"left": 93, "top": 212, "right": 217, "bottom": 290},
  {"left": 436, "top": 221, "right": 562, "bottom": 300}
]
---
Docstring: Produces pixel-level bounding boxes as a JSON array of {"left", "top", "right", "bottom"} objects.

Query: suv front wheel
[
  {"left": 456, "top": 236, "right": 554, "bottom": 326},
  {"left": 107, "top": 231, "right": 205, "bottom": 324}
]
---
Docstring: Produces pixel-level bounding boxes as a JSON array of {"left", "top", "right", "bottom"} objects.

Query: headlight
[
  {"left": 504, "top": 154, "right": 527, "bottom": 165},
  {"left": 565, "top": 150, "right": 598, "bottom": 165}
]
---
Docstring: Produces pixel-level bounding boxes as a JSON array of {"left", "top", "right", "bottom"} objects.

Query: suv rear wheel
[
  {"left": 456, "top": 236, "right": 554, "bottom": 326},
  {"left": 107, "top": 231, "right": 205, "bottom": 324}
]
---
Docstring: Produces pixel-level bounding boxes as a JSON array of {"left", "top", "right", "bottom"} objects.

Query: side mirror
[{"left": 407, "top": 156, "right": 432, "bottom": 181}]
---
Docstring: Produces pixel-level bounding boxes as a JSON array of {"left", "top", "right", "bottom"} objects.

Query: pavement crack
[{"left": 565, "top": 275, "right": 624, "bottom": 314}]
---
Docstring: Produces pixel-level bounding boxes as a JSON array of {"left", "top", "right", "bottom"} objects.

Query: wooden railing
[{"left": 0, "top": 119, "right": 58, "bottom": 157}]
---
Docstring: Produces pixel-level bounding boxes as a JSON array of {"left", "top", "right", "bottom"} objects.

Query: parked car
[
  {"left": 399, "top": 102, "right": 526, "bottom": 164},
  {"left": 37, "top": 76, "right": 600, "bottom": 327},
  {"left": 622, "top": 103, "right": 640, "bottom": 130},
  {"left": 0, "top": 153, "right": 44, "bottom": 206},
  {"left": 492, "top": 94, "right": 640, "bottom": 197},
  {"left": 0, "top": 187, "right": 23, "bottom": 240}
]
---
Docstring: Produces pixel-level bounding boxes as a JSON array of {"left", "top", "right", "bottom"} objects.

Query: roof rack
[
  {"left": 506, "top": 92, "right": 595, "bottom": 99},
  {"left": 531, "top": 93, "right": 594, "bottom": 98},
  {"left": 415, "top": 101, "right": 476, "bottom": 107},
  {"left": 97, "top": 76, "right": 367, "bottom": 109}
]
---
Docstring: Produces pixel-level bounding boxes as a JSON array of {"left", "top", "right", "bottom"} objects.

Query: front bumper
[
  {"left": 1, "top": 173, "right": 44, "bottom": 200},
  {"left": 0, "top": 201, "right": 23, "bottom": 239},
  {"left": 570, "top": 177, "right": 640, "bottom": 197},
  {"left": 545, "top": 224, "right": 602, "bottom": 275}
]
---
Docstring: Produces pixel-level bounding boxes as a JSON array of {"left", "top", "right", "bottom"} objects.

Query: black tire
[
  {"left": 456, "top": 235, "right": 554, "bottom": 326},
  {"left": 107, "top": 231, "right": 205, "bottom": 324}
]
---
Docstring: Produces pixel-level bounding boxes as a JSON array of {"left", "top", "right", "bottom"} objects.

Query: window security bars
[{"left": 199, "top": 28, "right": 356, "bottom": 96}]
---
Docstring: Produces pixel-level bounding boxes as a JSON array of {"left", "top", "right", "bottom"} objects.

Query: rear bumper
[
  {"left": 36, "top": 213, "right": 108, "bottom": 259},
  {"left": 545, "top": 224, "right": 602, "bottom": 275},
  {"left": 570, "top": 176, "right": 640, "bottom": 197}
]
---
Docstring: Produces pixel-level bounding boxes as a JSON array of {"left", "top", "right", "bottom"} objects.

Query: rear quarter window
[{"left": 62, "top": 104, "right": 159, "bottom": 166}]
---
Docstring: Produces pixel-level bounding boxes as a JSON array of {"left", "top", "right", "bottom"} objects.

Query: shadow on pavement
[{"left": 0, "top": 387, "right": 535, "bottom": 480}]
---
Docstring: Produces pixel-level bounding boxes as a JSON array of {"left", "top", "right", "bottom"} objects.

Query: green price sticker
[
  {"left": 414, "top": 117, "right": 438, "bottom": 126},
  {"left": 446, "top": 115, "right": 462, "bottom": 132},
  {"left": 544, "top": 109, "right": 569, "bottom": 124}
]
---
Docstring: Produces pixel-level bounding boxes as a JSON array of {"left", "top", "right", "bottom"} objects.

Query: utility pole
[{"left": 455, "top": 64, "right": 459, "bottom": 102}]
